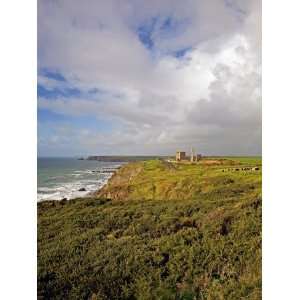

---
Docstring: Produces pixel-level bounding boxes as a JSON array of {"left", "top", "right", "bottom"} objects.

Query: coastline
[
  {"left": 37, "top": 160, "right": 124, "bottom": 202},
  {"left": 88, "top": 164, "right": 123, "bottom": 198}
]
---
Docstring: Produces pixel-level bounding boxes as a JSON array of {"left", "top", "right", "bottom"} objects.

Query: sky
[{"left": 38, "top": 0, "right": 261, "bottom": 157}]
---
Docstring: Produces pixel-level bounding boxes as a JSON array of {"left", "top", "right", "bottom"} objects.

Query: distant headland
[{"left": 86, "top": 155, "right": 172, "bottom": 162}]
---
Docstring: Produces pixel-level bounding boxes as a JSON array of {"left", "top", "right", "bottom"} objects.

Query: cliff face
[{"left": 96, "top": 162, "right": 143, "bottom": 200}]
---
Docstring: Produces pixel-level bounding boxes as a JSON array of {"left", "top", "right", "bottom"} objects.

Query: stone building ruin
[
  {"left": 175, "top": 149, "right": 202, "bottom": 162},
  {"left": 176, "top": 151, "right": 186, "bottom": 161}
]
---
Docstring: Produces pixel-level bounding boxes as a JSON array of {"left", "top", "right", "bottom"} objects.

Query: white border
[
  {"left": 1, "top": 0, "right": 300, "bottom": 299},
  {"left": 0, "top": 0, "right": 37, "bottom": 298},
  {"left": 263, "top": 0, "right": 300, "bottom": 299}
]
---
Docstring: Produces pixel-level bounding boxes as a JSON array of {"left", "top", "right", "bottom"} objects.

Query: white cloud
[{"left": 38, "top": 0, "right": 261, "bottom": 156}]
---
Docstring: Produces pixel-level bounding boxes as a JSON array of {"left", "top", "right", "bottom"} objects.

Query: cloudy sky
[{"left": 38, "top": 0, "right": 261, "bottom": 157}]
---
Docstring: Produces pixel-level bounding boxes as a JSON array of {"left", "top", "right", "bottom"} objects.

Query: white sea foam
[{"left": 37, "top": 166, "right": 114, "bottom": 202}]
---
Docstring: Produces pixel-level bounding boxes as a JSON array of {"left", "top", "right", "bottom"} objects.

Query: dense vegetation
[{"left": 38, "top": 157, "right": 262, "bottom": 300}]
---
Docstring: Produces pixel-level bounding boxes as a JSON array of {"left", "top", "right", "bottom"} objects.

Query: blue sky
[{"left": 38, "top": 0, "right": 261, "bottom": 157}]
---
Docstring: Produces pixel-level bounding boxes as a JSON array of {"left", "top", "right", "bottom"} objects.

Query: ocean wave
[
  {"left": 37, "top": 177, "right": 109, "bottom": 202},
  {"left": 37, "top": 162, "right": 118, "bottom": 202}
]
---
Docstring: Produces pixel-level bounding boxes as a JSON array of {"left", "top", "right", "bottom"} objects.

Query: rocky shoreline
[{"left": 80, "top": 164, "right": 126, "bottom": 199}]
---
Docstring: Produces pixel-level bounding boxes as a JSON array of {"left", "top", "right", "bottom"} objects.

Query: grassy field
[{"left": 38, "top": 157, "right": 262, "bottom": 300}]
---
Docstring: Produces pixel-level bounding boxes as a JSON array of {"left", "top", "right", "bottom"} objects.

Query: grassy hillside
[{"left": 38, "top": 158, "right": 262, "bottom": 300}]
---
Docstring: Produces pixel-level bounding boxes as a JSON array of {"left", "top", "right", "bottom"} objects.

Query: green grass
[
  {"left": 97, "top": 157, "right": 261, "bottom": 202},
  {"left": 38, "top": 158, "right": 261, "bottom": 299}
]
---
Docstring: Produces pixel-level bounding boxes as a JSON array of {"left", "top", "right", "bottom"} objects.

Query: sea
[{"left": 37, "top": 157, "right": 124, "bottom": 202}]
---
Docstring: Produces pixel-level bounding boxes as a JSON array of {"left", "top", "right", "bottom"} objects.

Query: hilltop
[{"left": 38, "top": 157, "right": 261, "bottom": 299}]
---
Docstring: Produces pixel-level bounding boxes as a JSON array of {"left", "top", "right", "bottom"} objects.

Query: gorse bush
[{"left": 38, "top": 158, "right": 261, "bottom": 300}]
